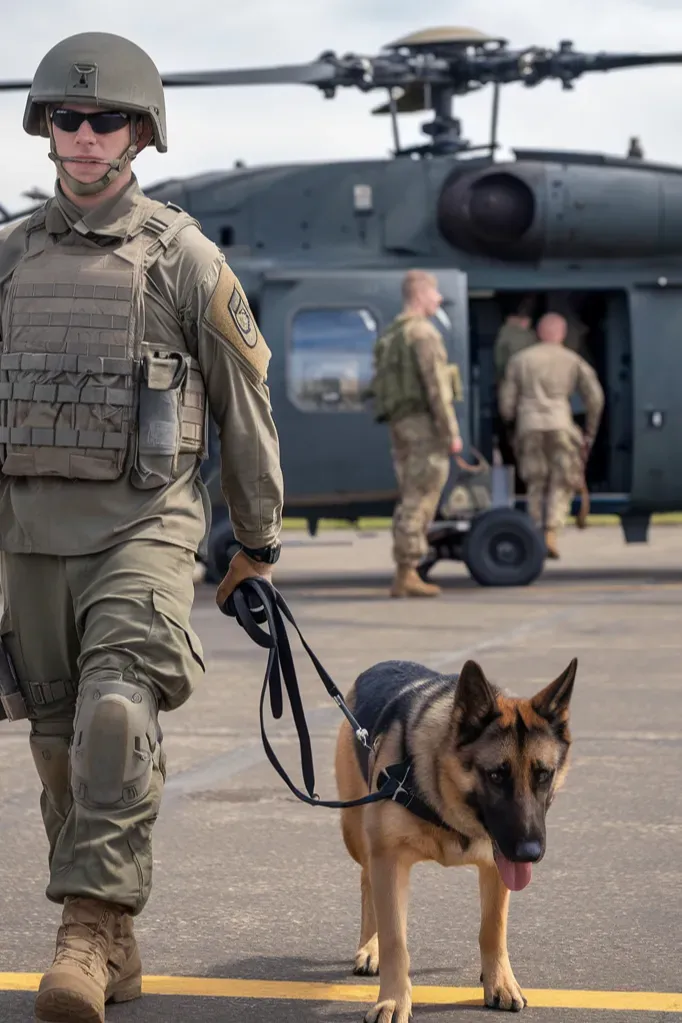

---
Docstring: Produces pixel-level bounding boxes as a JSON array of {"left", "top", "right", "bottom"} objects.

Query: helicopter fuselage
[{"left": 143, "top": 147, "right": 682, "bottom": 540}]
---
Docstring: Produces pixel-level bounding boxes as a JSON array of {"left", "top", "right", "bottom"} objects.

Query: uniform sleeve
[
  {"left": 575, "top": 357, "right": 605, "bottom": 443},
  {"left": 409, "top": 322, "right": 460, "bottom": 445},
  {"left": 498, "top": 356, "right": 520, "bottom": 422},
  {"left": 185, "top": 257, "right": 284, "bottom": 549}
]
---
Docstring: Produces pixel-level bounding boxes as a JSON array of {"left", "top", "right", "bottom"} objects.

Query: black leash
[{"left": 219, "top": 578, "right": 423, "bottom": 812}]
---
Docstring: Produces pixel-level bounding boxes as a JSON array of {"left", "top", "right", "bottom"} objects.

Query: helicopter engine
[{"left": 437, "top": 158, "right": 682, "bottom": 261}]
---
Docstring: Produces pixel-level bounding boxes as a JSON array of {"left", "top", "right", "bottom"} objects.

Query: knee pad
[{"left": 70, "top": 673, "right": 159, "bottom": 810}]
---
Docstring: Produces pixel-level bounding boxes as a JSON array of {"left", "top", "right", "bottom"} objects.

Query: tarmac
[{"left": 0, "top": 522, "right": 681, "bottom": 1022}]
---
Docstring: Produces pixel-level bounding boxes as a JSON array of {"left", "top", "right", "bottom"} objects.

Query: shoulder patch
[
  {"left": 204, "top": 263, "right": 271, "bottom": 380},
  {"left": 228, "top": 281, "right": 259, "bottom": 348}
]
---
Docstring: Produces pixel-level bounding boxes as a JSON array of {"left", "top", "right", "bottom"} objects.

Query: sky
[{"left": 1, "top": 0, "right": 682, "bottom": 216}]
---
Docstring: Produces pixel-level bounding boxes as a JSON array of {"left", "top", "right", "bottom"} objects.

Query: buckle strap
[
  {"left": 377, "top": 760, "right": 463, "bottom": 836},
  {"left": 29, "top": 679, "right": 78, "bottom": 707}
]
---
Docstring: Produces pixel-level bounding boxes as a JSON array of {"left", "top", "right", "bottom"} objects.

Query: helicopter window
[{"left": 288, "top": 307, "right": 377, "bottom": 412}]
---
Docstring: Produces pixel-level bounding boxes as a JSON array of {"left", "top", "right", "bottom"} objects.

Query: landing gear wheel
[
  {"left": 205, "top": 519, "right": 241, "bottom": 584},
  {"left": 462, "top": 508, "right": 545, "bottom": 587}
]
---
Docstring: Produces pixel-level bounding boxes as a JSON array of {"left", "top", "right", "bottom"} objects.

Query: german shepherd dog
[{"left": 334, "top": 656, "right": 577, "bottom": 1021}]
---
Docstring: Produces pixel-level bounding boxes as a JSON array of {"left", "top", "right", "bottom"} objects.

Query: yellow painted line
[{"left": 1, "top": 973, "right": 680, "bottom": 1011}]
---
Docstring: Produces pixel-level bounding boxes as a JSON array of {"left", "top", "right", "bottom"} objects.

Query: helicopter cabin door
[
  {"left": 629, "top": 282, "right": 682, "bottom": 510},
  {"left": 257, "top": 269, "right": 470, "bottom": 516}
]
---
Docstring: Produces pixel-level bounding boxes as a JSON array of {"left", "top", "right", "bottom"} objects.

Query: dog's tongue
[{"left": 493, "top": 850, "right": 532, "bottom": 892}]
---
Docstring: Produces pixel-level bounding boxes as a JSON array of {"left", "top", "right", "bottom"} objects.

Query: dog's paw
[
  {"left": 363, "top": 992, "right": 412, "bottom": 1023},
  {"left": 482, "top": 966, "right": 527, "bottom": 1012},
  {"left": 354, "top": 937, "right": 379, "bottom": 976}
]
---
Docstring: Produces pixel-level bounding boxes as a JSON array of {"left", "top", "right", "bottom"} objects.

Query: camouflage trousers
[
  {"left": 0, "top": 539, "right": 205, "bottom": 916},
  {"left": 389, "top": 413, "right": 450, "bottom": 567},
  {"left": 516, "top": 428, "right": 584, "bottom": 530}
]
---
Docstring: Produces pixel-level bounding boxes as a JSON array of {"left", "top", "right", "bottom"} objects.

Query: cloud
[{"left": 2, "top": 0, "right": 682, "bottom": 214}]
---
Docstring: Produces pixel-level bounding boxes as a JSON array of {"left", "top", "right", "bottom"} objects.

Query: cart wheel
[
  {"left": 462, "top": 508, "right": 545, "bottom": 587},
  {"left": 206, "top": 520, "right": 241, "bottom": 584}
]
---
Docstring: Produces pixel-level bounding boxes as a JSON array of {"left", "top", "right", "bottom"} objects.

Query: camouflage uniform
[
  {"left": 372, "top": 313, "right": 460, "bottom": 595},
  {"left": 0, "top": 32, "right": 283, "bottom": 1023},
  {"left": 499, "top": 342, "right": 603, "bottom": 555},
  {"left": 390, "top": 412, "right": 450, "bottom": 565}
]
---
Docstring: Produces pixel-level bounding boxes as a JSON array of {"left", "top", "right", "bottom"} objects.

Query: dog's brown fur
[{"left": 334, "top": 657, "right": 577, "bottom": 1021}]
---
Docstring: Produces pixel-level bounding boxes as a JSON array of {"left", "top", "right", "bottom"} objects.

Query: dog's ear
[
  {"left": 453, "top": 660, "right": 498, "bottom": 745},
  {"left": 531, "top": 658, "right": 577, "bottom": 731}
]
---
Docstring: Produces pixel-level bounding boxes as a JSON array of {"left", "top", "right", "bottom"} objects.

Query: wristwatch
[{"left": 240, "top": 541, "right": 281, "bottom": 565}]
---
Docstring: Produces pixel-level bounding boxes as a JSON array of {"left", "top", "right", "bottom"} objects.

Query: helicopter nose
[{"left": 515, "top": 839, "right": 542, "bottom": 862}]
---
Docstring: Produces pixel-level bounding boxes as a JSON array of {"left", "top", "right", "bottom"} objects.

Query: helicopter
[{"left": 2, "top": 25, "right": 682, "bottom": 587}]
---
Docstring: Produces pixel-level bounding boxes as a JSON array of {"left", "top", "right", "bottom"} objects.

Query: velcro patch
[
  {"left": 228, "top": 282, "right": 258, "bottom": 347},
  {"left": 205, "top": 263, "right": 271, "bottom": 380}
]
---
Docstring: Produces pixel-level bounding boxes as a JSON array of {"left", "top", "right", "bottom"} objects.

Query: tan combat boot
[
  {"left": 34, "top": 896, "right": 128, "bottom": 1022},
  {"left": 544, "top": 529, "right": 560, "bottom": 559},
  {"left": 105, "top": 911, "right": 142, "bottom": 1006},
  {"left": 390, "top": 565, "right": 441, "bottom": 598}
]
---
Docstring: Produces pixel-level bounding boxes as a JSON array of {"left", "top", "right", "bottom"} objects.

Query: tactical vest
[
  {"left": 370, "top": 316, "right": 432, "bottom": 424},
  {"left": 0, "top": 199, "right": 207, "bottom": 488}
]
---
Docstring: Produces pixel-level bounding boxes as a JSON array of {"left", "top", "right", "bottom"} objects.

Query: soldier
[
  {"left": 493, "top": 305, "right": 537, "bottom": 466},
  {"left": 493, "top": 308, "right": 536, "bottom": 384},
  {"left": 371, "top": 269, "right": 462, "bottom": 597},
  {"left": 499, "top": 312, "right": 604, "bottom": 559},
  {"left": 0, "top": 32, "right": 284, "bottom": 1023}
]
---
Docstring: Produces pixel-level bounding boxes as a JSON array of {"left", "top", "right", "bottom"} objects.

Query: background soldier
[
  {"left": 0, "top": 32, "right": 284, "bottom": 1023},
  {"left": 499, "top": 312, "right": 604, "bottom": 559},
  {"left": 493, "top": 300, "right": 536, "bottom": 466},
  {"left": 493, "top": 306, "right": 536, "bottom": 384},
  {"left": 371, "top": 270, "right": 462, "bottom": 597}
]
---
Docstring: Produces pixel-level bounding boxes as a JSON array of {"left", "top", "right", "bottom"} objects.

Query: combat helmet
[{"left": 23, "top": 32, "right": 167, "bottom": 196}]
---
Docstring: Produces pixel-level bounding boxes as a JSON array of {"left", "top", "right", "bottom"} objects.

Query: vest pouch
[{"left": 131, "top": 352, "right": 188, "bottom": 490}]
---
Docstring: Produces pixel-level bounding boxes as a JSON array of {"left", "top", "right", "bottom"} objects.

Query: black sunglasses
[{"left": 50, "top": 108, "right": 130, "bottom": 134}]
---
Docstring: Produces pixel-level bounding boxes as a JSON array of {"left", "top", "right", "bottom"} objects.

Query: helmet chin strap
[{"left": 47, "top": 114, "right": 140, "bottom": 197}]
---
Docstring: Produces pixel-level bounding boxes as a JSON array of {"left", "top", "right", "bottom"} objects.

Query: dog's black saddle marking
[
  {"left": 219, "top": 578, "right": 466, "bottom": 839},
  {"left": 352, "top": 661, "right": 466, "bottom": 838},
  {"left": 352, "top": 660, "right": 456, "bottom": 781}
]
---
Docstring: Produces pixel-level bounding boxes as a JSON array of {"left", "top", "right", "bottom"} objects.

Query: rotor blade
[
  {"left": 146, "top": 61, "right": 337, "bottom": 89},
  {"left": 464, "top": 47, "right": 682, "bottom": 90},
  {"left": 0, "top": 79, "right": 32, "bottom": 91},
  {"left": 0, "top": 60, "right": 337, "bottom": 94},
  {"left": 585, "top": 51, "right": 682, "bottom": 72}
]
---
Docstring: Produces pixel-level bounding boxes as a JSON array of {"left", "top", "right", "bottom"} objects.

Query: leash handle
[{"left": 219, "top": 577, "right": 389, "bottom": 810}]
